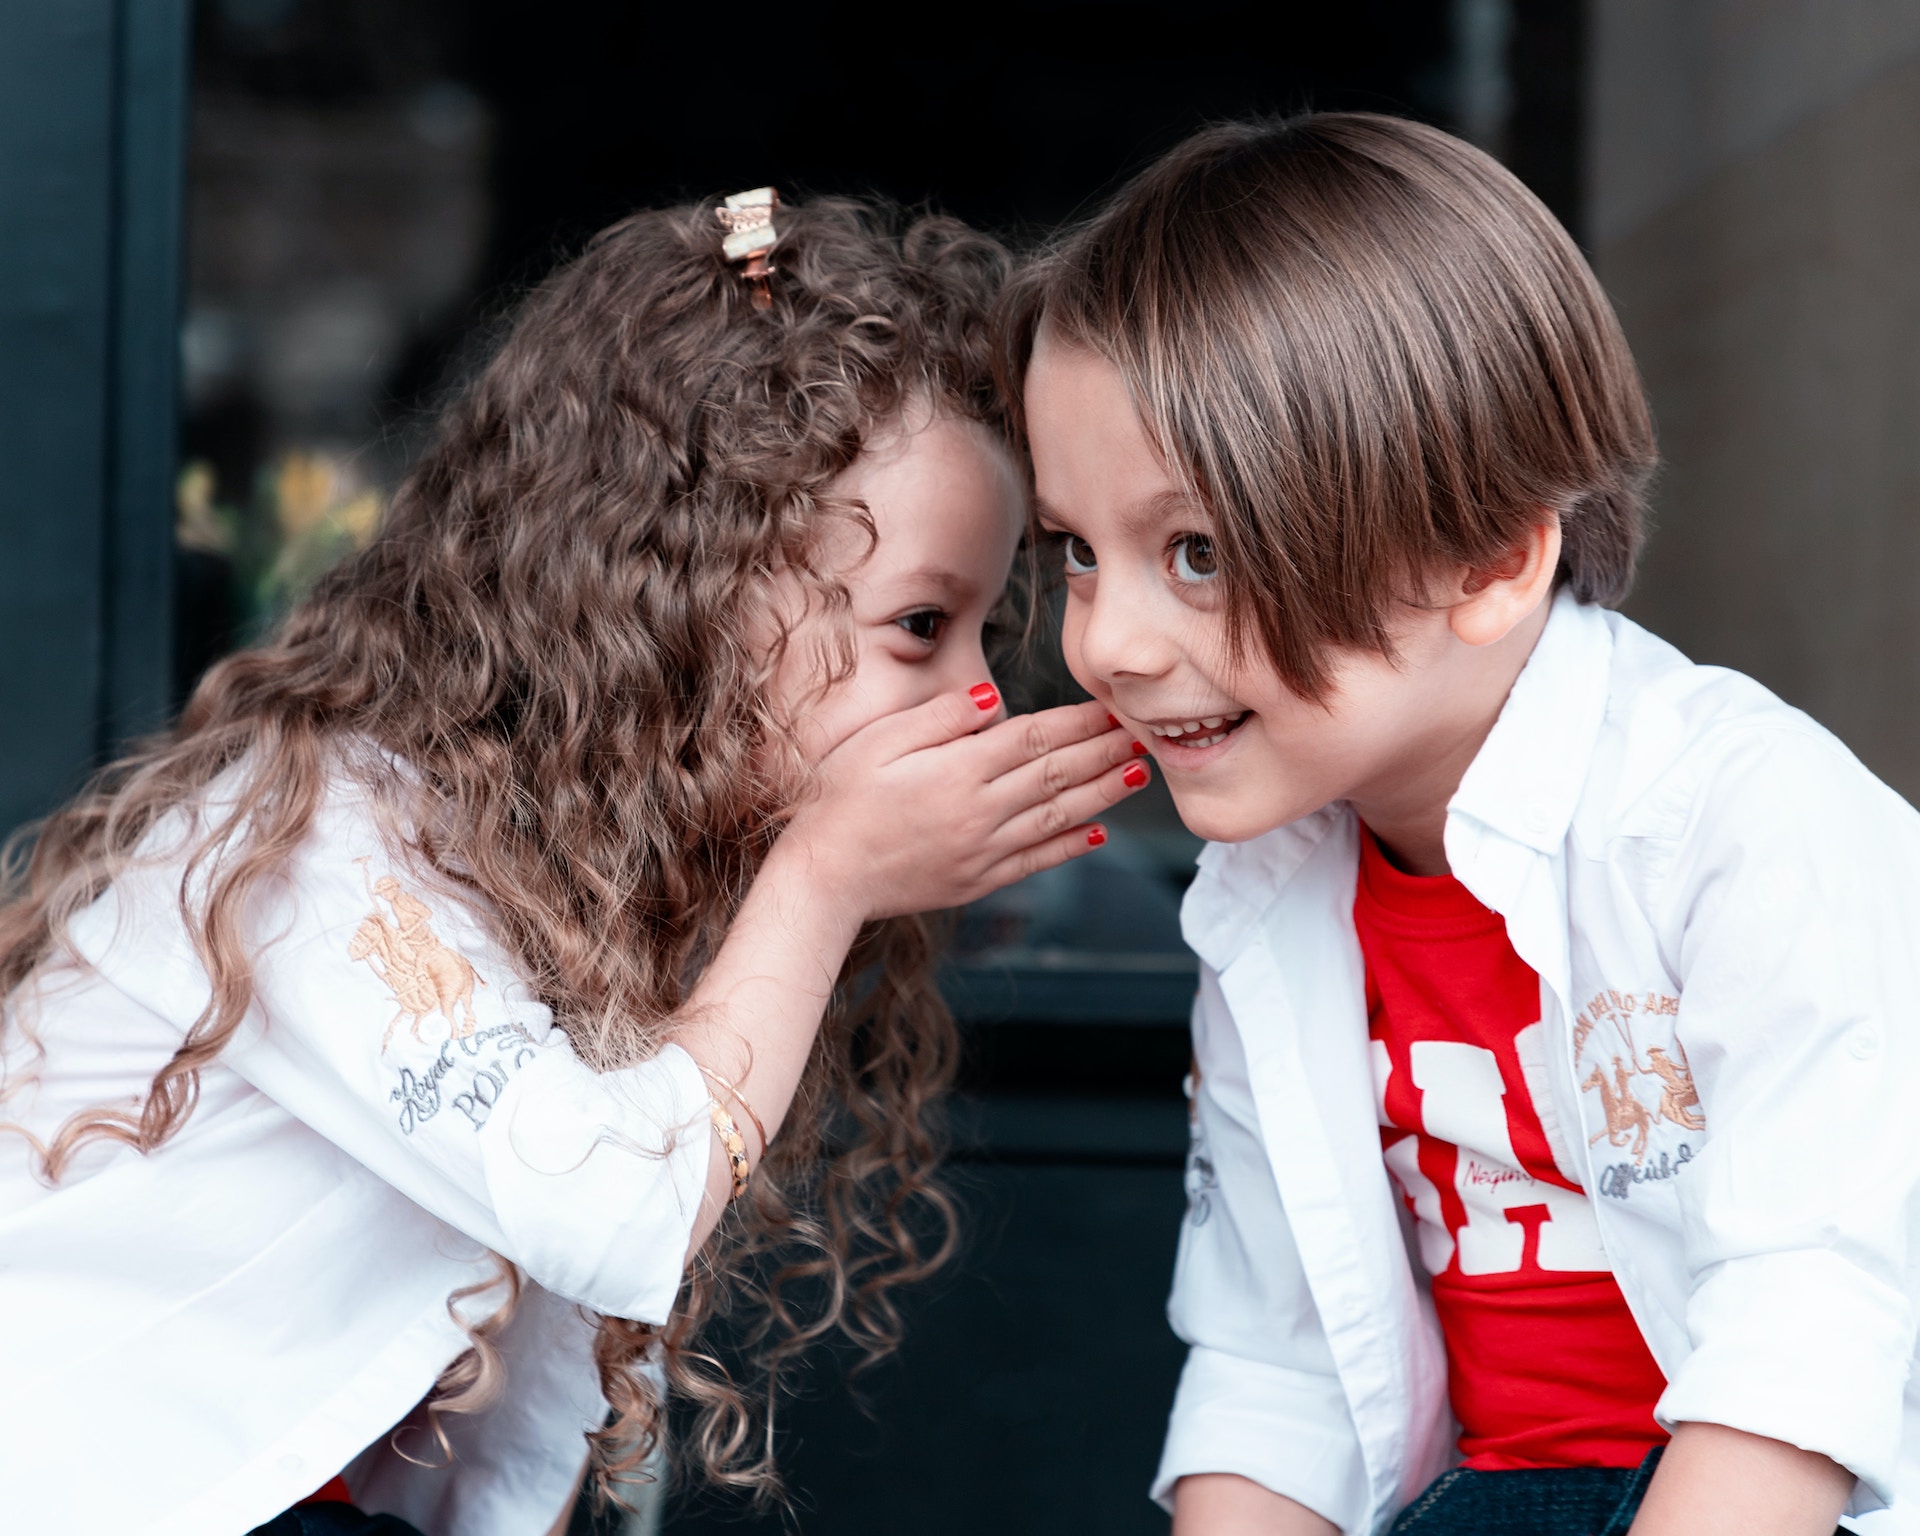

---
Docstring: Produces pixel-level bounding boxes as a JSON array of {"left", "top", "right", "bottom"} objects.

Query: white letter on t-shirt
[{"left": 1410, "top": 1039, "right": 1608, "bottom": 1275}]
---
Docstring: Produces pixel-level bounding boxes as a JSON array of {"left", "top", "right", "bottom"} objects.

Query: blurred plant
[
  {"left": 259, "top": 451, "right": 382, "bottom": 615},
  {"left": 175, "top": 460, "right": 239, "bottom": 557},
  {"left": 175, "top": 449, "right": 384, "bottom": 648}
]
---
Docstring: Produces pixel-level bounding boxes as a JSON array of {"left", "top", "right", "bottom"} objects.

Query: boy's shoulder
[
  {"left": 1586, "top": 607, "right": 1915, "bottom": 855},
  {"left": 1601, "top": 609, "right": 1808, "bottom": 740},
  {"left": 1185, "top": 601, "right": 1919, "bottom": 951}
]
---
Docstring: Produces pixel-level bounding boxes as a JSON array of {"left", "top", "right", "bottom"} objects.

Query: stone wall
[{"left": 1590, "top": 1, "right": 1920, "bottom": 796}]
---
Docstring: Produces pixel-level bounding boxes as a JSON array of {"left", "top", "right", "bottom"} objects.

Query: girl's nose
[{"left": 939, "top": 632, "right": 995, "bottom": 698}]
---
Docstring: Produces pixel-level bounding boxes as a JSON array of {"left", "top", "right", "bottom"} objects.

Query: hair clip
[{"left": 716, "top": 187, "right": 781, "bottom": 310}]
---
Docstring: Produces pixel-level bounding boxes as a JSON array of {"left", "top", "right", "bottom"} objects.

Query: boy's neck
[{"left": 1348, "top": 598, "right": 1554, "bottom": 878}]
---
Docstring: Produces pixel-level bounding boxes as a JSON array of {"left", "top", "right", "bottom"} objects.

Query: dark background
[
  {"left": 0, "top": 3, "right": 1560, "bottom": 1532},
  {"left": 16, "top": 3, "right": 1919, "bottom": 1534},
  {"left": 2, "top": 5, "right": 1558, "bottom": 1530},
  {"left": 175, "top": 7, "right": 1571, "bottom": 1532}
]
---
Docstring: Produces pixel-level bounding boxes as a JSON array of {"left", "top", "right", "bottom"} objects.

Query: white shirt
[
  {"left": 1155, "top": 592, "right": 1920, "bottom": 1534},
  {"left": 0, "top": 771, "right": 712, "bottom": 1536}
]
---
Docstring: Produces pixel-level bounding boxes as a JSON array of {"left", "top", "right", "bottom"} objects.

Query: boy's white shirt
[
  {"left": 0, "top": 770, "right": 711, "bottom": 1536},
  {"left": 1156, "top": 591, "right": 1920, "bottom": 1535}
]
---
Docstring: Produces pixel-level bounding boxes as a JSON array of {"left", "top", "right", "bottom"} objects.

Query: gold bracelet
[
  {"left": 697, "top": 1067, "right": 769, "bottom": 1160},
  {"left": 709, "top": 1100, "right": 751, "bottom": 1203}
]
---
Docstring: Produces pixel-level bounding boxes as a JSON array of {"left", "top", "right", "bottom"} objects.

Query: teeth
[{"left": 1145, "top": 711, "right": 1245, "bottom": 743}]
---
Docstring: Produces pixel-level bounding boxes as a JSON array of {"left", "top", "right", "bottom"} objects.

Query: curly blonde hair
[{"left": 0, "top": 195, "right": 1012, "bottom": 1502}]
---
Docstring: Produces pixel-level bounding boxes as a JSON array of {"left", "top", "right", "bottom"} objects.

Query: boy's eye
[
  {"left": 1060, "top": 534, "right": 1097, "bottom": 575},
  {"left": 894, "top": 608, "right": 946, "bottom": 643},
  {"left": 1171, "top": 533, "right": 1219, "bottom": 583}
]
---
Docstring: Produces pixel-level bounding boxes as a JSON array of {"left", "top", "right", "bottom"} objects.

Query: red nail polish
[
  {"left": 1086, "top": 825, "right": 1107, "bottom": 847},
  {"left": 1105, "top": 712, "right": 1120, "bottom": 729},
  {"left": 970, "top": 683, "right": 999, "bottom": 711},
  {"left": 1123, "top": 762, "right": 1149, "bottom": 788},
  {"left": 1131, "top": 740, "right": 1148, "bottom": 756}
]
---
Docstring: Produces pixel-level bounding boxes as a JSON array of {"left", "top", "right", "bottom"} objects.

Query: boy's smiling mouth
[{"left": 1138, "top": 710, "right": 1248, "bottom": 750}]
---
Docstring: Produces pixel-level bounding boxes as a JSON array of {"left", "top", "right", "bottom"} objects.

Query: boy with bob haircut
[{"left": 1003, "top": 114, "right": 1920, "bottom": 1535}]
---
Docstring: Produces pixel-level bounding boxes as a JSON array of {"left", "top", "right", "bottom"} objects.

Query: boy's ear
[{"left": 1448, "top": 513, "right": 1563, "bottom": 648}]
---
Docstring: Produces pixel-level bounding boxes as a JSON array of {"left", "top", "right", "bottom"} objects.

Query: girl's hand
[
  {"left": 679, "top": 686, "right": 1145, "bottom": 1247},
  {"left": 783, "top": 687, "right": 1150, "bottom": 924}
]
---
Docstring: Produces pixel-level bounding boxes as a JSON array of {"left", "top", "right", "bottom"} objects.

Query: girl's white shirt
[
  {"left": 1156, "top": 592, "right": 1920, "bottom": 1535},
  {"left": 0, "top": 768, "right": 711, "bottom": 1536}
]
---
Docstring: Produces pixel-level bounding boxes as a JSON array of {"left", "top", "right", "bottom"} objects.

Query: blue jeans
[
  {"left": 1388, "top": 1448, "right": 1850, "bottom": 1535},
  {"left": 1387, "top": 1450, "right": 1667, "bottom": 1535},
  {"left": 246, "top": 1507, "right": 425, "bottom": 1536}
]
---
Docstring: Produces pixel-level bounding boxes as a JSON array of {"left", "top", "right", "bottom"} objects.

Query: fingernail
[
  {"left": 1086, "top": 825, "right": 1107, "bottom": 847},
  {"left": 1123, "top": 762, "right": 1149, "bottom": 789},
  {"left": 970, "top": 683, "right": 999, "bottom": 711},
  {"left": 1105, "top": 712, "right": 1120, "bottom": 729},
  {"left": 1131, "top": 740, "right": 1148, "bottom": 756}
]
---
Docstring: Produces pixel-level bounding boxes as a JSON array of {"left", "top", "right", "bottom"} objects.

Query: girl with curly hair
[{"left": 0, "top": 193, "right": 1148, "bottom": 1536}]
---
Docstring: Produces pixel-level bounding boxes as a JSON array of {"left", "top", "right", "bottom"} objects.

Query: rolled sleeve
[
  {"left": 79, "top": 798, "right": 717, "bottom": 1330},
  {"left": 1156, "top": 968, "right": 1369, "bottom": 1530},
  {"left": 1655, "top": 725, "right": 1920, "bottom": 1505},
  {"left": 480, "top": 1043, "right": 709, "bottom": 1323},
  {"left": 1658, "top": 1250, "right": 1910, "bottom": 1507},
  {"left": 1152, "top": 1346, "right": 1368, "bottom": 1529}
]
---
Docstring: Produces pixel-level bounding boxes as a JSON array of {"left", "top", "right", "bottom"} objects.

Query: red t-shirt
[
  {"left": 1354, "top": 827, "right": 1668, "bottom": 1470},
  {"left": 299, "top": 1475, "right": 354, "bottom": 1505}
]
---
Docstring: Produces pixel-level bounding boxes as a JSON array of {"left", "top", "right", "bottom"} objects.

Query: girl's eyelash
[{"left": 894, "top": 608, "right": 947, "bottom": 643}]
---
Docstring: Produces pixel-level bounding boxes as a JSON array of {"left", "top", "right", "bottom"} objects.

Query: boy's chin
[{"left": 1165, "top": 782, "right": 1311, "bottom": 846}]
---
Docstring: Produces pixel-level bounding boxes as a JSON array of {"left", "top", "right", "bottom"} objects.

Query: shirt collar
[
  {"left": 1446, "top": 588, "right": 1614, "bottom": 856},
  {"left": 1182, "top": 591, "right": 1614, "bottom": 968},
  {"left": 1183, "top": 805, "right": 1344, "bottom": 970}
]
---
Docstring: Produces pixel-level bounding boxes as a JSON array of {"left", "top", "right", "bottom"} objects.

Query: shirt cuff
[
  {"left": 1152, "top": 1345, "right": 1368, "bottom": 1532},
  {"left": 1658, "top": 1249, "right": 1913, "bottom": 1511},
  {"left": 480, "top": 1042, "right": 711, "bottom": 1324}
]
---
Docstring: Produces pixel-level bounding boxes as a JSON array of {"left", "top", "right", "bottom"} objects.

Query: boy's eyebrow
[
  {"left": 1033, "top": 491, "right": 1205, "bottom": 533},
  {"left": 1127, "top": 489, "right": 1207, "bottom": 534}
]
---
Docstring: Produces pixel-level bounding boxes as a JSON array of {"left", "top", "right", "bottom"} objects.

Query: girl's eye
[
  {"left": 1061, "top": 534, "right": 1097, "bottom": 576},
  {"left": 1171, "top": 533, "right": 1220, "bottom": 584},
  {"left": 894, "top": 608, "right": 946, "bottom": 644}
]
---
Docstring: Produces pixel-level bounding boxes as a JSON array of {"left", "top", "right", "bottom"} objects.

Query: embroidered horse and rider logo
[
  {"left": 1582, "top": 1057, "right": 1656, "bottom": 1162},
  {"left": 1576, "top": 990, "right": 1703, "bottom": 1167},
  {"left": 1643, "top": 1046, "right": 1704, "bottom": 1132},
  {"left": 348, "top": 858, "right": 485, "bottom": 1053}
]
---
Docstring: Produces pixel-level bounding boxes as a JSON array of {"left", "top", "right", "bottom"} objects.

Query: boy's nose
[{"left": 1073, "top": 578, "right": 1172, "bottom": 686}]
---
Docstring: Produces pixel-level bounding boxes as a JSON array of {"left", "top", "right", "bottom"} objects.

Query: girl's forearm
[
  {"left": 1629, "top": 1422, "right": 1852, "bottom": 1536},
  {"left": 672, "top": 836, "right": 866, "bottom": 1252}
]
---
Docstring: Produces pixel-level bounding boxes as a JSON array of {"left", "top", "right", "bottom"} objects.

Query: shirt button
[
  {"left": 278, "top": 1453, "right": 305, "bottom": 1474},
  {"left": 1848, "top": 1025, "right": 1881, "bottom": 1060}
]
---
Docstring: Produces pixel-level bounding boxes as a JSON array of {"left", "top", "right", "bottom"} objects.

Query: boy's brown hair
[{"left": 998, "top": 112, "right": 1659, "bottom": 698}]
